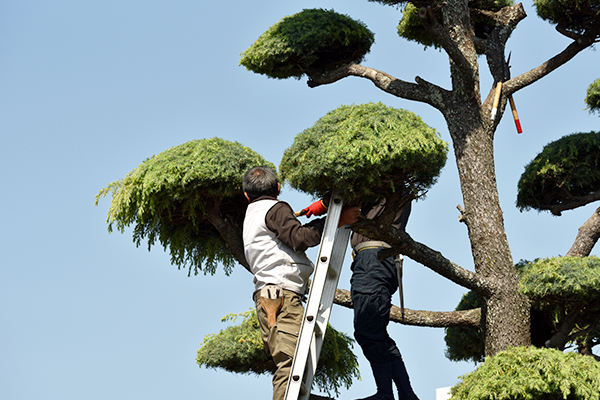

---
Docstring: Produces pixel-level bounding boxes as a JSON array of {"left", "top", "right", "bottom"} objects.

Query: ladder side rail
[
  {"left": 284, "top": 192, "right": 345, "bottom": 400},
  {"left": 297, "top": 226, "right": 351, "bottom": 400}
]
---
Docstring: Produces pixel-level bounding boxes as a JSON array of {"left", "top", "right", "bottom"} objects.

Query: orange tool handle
[{"left": 508, "top": 95, "right": 522, "bottom": 133}]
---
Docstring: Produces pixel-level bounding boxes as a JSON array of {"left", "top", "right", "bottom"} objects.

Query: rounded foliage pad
[
  {"left": 240, "top": 8, "right": 374, "bottom": 79},
  {"left": 516, "top": 131, "right": 600, "bottom": 214},
  {"left": 196, "top": 309, "right": 359, "bottom": 397},
  {"left": 280, "top": 102, "right": 448, "bottom": 203},
  {"left": 96, "top": 137, "right": 275, "bottom": 275},
  {"left": 535, "top": 0, "right": 600, "bottom": 36},
  {"left": 519, "top": 256, "right": 600, "bottom": 303},
  {"left": 451, "top": 346, "right": 600, "bottom": 400}
]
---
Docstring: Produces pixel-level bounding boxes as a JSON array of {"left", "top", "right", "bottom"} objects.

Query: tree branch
[
  {"left": 332, "top": 288, "right": 481, "bottom": 328},
  {"left": 482, "top": 4, "right": 526, "bottom": 82},
  {"left": 423, "top": 1, "right": 478, "bottom": 98},
  {"left": 503, "top": 34, "right": 597, "bottom": 97},
  {"left": 567, "top": 207, "right": 600, "bottom": 257},
  {"left": 547, "top": 190, "right": 600, "bottom": 216},
  {"left": 352, "top": 219, "right": 493, "bottom": 296},
  {"left": 307, "top": 63, "right": 448, "bottom": 110},
  {"left": 207, "top": 200, "right": 250, "bottom": 273}
]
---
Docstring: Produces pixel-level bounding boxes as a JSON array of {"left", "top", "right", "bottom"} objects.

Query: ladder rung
[
  {"left": 314, "top": 322, "right": 323, "bottom": 337},
  {"left": 327, "top": 264, "right": 338, "bottom": 279},
  {"left": 299, "top": 383, "right": 308, "bottom": 395}
]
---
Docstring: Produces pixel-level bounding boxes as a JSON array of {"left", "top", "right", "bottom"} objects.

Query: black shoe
[{"left": 355, "top": 362, "right": 395, "bottom": 400}]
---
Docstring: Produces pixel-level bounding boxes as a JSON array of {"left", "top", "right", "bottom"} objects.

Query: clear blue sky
[{"left": 1, "top": 1, "right": 598, "bottom": 399}]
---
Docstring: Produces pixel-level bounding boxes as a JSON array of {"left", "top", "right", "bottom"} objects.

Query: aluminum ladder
[{"left": 284, "top": 190, "right": 351, "bottom": 400}]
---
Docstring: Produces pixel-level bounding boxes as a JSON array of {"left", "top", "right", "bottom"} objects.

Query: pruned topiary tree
[
  {"left": 240, "top": 0, "right": 600, "bottom": 359},
  {"left": 517, "top": 131, "right": 600, "bottom": 216},
  {"left": 239, "top": 9, "right": 375, "bottom": 80},
  {"left": 96, "top": 103, "right": 449, "bottom": 397},
  {"left": 98, "top": 0, "right": 600, "bottom": 395},
  {"left": 519, "top": 256, "right": 600, "bottom": 353}
]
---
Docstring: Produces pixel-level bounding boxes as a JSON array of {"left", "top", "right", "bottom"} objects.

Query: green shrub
[{"left": 519, "top": 256, "right": 600, "bottom": 303}]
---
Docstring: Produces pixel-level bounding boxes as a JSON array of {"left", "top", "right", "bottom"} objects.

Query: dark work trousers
[
  {"left": 351, "top": 247, "right": 420, "bottom": 399},
  {"left": 350, "top": 247, "right": 401, "bottom": 363}
]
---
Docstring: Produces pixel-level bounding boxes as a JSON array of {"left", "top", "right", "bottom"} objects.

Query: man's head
[{"left": 243, "top": 166, "right": 280, "bottom": 202}]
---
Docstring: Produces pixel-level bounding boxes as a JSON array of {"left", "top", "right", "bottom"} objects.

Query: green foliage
[
  {"left": 196, "top": 310, "right": 360, "bottom": 397},
  {"left": 445, "top": 258, "right": 600, "bottom": 363},
  {"left": 534, "top": 0, "right": 600, "bottom": 37},
  {"left": 95, "top": 138, "right": 275, "bottom": 276},
  {"left": 279, "top": 102, "right": 448, "bottom": 203},
  {"left": 444, "top": 291, "right": 485, "bottom": 363},
  {"left": 516, "top": 131, "right": 600, "bottom": 213},
  {"left": 451, "top": 346, "right": 600, "bottom": 400},
  {"left": 196, "top": 310, "right": 272, "bottom": 374},
  {"left": 396, "top": 4, "right": 439, "bottom": 50},
  {"left": 519, "top": 256, "right": 600, "bottom": 303},
  {"left": 585, "top": 78, "right": 600, "bottom": 115},
  {"left": 395, "top": 0, "right": 513, "bottom": 51},
  {"left": 239, "top": 9, "right": 374, "bottom": 79}
]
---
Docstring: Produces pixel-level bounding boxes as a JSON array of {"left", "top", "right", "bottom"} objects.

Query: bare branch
[
  {"left": 567, "top": 207, "right": 600, "bottom": 257},
  {"left": 307, "top": 63, "right": 449, "bottom": 110},
  {"left": 548, "top": 190, "right": 600, "bottom": 216},
  {"left": 482, "top": 4, "right": 527, "bottom": 82},
  {"left": 333, "top": 288, "right": 481, "bottom": 328},
  {"left": 352, "top": 219, "right": 493, "bottom": 296},
  {"left": 503, "top": 35, "right": 597, "bottom": 97},
  {"left": 389, "top": 304, "right": 481, "bottom": 327}
]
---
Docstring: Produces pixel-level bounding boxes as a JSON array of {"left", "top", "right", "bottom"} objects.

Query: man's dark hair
[{"left": 243, "top": 166, "right": 279, "bottom": 201}]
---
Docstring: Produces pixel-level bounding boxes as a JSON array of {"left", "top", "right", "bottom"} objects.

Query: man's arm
[{"left": 266, "top": 202, "right": 325, "bottom": 252}]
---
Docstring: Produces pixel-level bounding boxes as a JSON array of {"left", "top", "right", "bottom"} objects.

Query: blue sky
[{"left": 1, "top": 1, "right": 598, "bottom": 399}]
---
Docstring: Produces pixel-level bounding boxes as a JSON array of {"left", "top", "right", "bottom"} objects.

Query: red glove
[{"left": 301, "top": 200, "right": 328, "bottom": 217}]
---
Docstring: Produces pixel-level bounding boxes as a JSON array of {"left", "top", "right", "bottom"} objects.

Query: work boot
[
  {"left": 355, "top": 361, "right": 395, "bottom": 400},
  {"left": 391, "top": 358, "right": 419, "bottom": 400}
]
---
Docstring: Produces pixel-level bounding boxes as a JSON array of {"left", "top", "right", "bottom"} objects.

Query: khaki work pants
[{"left": 254, "top": 289, "right": 304, "bottom": 400}]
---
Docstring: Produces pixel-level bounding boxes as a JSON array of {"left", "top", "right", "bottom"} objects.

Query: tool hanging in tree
[
  {"left": 395, "top": 254, "right": 405, "bottom": 320},
  {"left": 490, "top": 52, "right": 523, "bottom": 133}
]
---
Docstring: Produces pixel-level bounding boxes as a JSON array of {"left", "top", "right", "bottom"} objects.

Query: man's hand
[
  {"left": 338, "top": 206, "right": 360, "bottom": 227},
  {"left": 301, "top": 200, "right": 328, "bottom": 217}
]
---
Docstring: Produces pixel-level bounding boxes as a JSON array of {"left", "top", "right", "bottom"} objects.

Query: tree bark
[
  {"left": 333, "top": 288, "right": 481, "bottom": 328},
  {"left": 206, "top": 199, "right": 251, "bottom": 273},
  {"left": 566, "top": 207, "right": 600, "bottom": 257},
  {"left": 446, "top": 101, "right": 531, "bottom": 355}
]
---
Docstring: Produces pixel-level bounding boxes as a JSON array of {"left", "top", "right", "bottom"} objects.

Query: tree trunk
[{"left": 447, "top": 107, "right": 530, "bottom": 356}]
